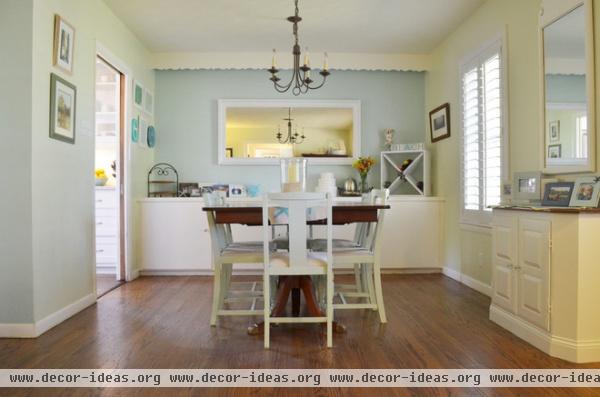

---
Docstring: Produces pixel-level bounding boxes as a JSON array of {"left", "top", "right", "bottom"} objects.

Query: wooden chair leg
[
  {"left": 327, "top": 273, "right": 333, "bottom": 348},
  {"left": 210, "top": 264, "right": 222, "bottom": 326},
  {"left": 353, "top": 264, "right": 362, "bottom": 292},
  {"left": 373, "top": 261, "right": 387, "bottom": 323},
  {"left": 366, "top": 263, "right": 377, "bottom": 310},
  {"left": 264, "top": 274, "right": 270, "bottom": 349}
]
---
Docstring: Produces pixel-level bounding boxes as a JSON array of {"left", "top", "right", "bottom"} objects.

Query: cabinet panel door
[
  {"left": 517, "top": 218, "right": 550, "bottom": 330},
  {"left": 492, "top": 215, "right": 517, "bottom": 313}
]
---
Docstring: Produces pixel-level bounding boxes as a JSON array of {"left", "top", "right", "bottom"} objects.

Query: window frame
[{"left": 459, "top": 32, "right": 509, "bottom": 227}]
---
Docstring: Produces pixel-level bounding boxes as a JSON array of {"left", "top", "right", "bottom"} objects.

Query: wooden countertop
[{"left": 491, "top": 205, "right": 600, "bottom": 214}]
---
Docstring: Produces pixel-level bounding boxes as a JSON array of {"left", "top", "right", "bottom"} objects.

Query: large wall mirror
[
  {"left": 540, "top": 0, "right": 595, "bottom": 173},
  {"left": 218, "top": 99, "right": 361, "bottom": 165}
]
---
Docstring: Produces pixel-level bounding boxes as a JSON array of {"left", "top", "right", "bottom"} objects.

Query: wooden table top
[{"left": 203, "top": 202, "right": 389, "bottom": 225}]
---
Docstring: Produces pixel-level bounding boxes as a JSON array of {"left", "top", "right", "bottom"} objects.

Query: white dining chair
[
  {"left": 329, "top": 189, "right": 388, "bottom": 323},
  {"left": 205, "top": 210, "right": 265, "bottom": 326},
  {"left": 262, "top": 192, "right": 334, "bottom": 348}
]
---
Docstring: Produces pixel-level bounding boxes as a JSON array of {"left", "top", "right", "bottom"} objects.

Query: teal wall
[{"left": 155, "top": 69, "right": 425, "bottom": 191}]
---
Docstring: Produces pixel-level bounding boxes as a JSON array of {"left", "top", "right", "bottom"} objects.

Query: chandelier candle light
[
  {"left": 276, "top": 108, "right": 306, "bottom": 144},
  {"left": 268, "top": 0, "right": 331, "bottom": 95}
]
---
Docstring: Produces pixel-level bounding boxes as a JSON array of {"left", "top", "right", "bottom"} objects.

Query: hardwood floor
[
  {"left": 1, "top": 274, "right": 599, "bottom": 397},
  {"left": 96, "top": 274, "right": 123, "bottom": 297}
]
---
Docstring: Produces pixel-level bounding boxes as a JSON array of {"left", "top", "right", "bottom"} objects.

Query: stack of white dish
[{"left": 315, "top": 172, "right": 337, "bottom": 197}]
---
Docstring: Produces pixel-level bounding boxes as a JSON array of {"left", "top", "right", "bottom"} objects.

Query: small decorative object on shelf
[
  {"left": 381, "top": 149, "right": 430, "bottom": 196},
  {"left": 147, "top": 163, "right": 179, "bottom": 197},
  {"left": 352, "top": 156, "right": 376, "bottom": 193},
  {"left": 95, "top": 168, "right": 108, "bottom": 186},
  {"left": 384, "top": 128, "right": 395, "bottom": 150}
]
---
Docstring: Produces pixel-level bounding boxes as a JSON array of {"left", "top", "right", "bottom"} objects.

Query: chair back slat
[{"left": 263, "top": 192, "right": 332, "bottom": 270}]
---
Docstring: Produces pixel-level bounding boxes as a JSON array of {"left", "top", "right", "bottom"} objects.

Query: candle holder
[{"left": 280, "top": 158, "right": 307, "bottom": 192}]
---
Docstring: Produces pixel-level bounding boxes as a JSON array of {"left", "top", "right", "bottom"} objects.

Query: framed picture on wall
[
  {"left": 134, "top": 80, "right": 145, "bottom": 110},
  {"left": 225, "top": 148, "right": 233, "bottom": 158},
  {"left": 569, "top": 177, "right": 600, "bottom": 207},
  {"left": 549, "top": 120, "right": 560, "bottom": 142},
  {"left": 49, "top": 73, "right": 76, "bottom": 144},
  {"left": 139, "top": 117, "right": 148, "bottom": 148},
  {"left": 548, "top": 144, "right": 562, "bottom": 159},
  {"left": 53, "top": 15, "right": 75, "bottom": 74},
  {"left": 429, "top": 103, "right": 451, "bottom": 143}
]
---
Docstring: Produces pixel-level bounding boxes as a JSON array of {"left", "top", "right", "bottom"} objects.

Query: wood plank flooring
[{"left": 1, "top": 274, "right": 599, "bottom": 397}]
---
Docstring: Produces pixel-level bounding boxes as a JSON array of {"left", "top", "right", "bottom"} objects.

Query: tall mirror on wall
[
  {"left": 218, "top": 100, "right": 361, "bottom": 165},
  {"left": 541, "top": 0, "right": 595, "bottom": 173}
]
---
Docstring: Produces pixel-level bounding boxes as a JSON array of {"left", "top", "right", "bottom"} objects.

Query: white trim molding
[
  {"left": 443, "top": 267, "right": 492, "bottom": 297},
  {"left": 490, "top": 304, "right": 600, "bottom": 363},
  {"left": 151, "top": 52, "right": 431, "bottom": 72},
  {"left": 0, "top": 293, "right": 96, "bottom": 338}
]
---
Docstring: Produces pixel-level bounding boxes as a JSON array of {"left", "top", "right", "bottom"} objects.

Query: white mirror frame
[
  {"left": 539, "top": 0, "right": 596, "bottom": 174},
  {"left": 217, "top": 99, "right": 361, "bottom": 166}
]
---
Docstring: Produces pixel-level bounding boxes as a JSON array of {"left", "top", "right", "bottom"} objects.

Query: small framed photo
[
  {"left": 144, "top": 88, "right": 154, "bottom": 115},
  {"left": 548, "top": 144, "right": 562, "bottom": 159},
  {"left": 133, "top": 80, "right": 144, "bottom": 110},
  {"left": 549, "top": 120, "right": 560, "bottom": 142},
  {"left": 569, "top": 177, "right": 600, "bottom": 207},
  {"left": 429, "top": 103, "right": 451, "bottom": 143},
  {"left": 178, "top": 182, "right": 199, "bottom": 197},
  {"left": 49, "top": 73, "right": 76, "bottom": 144},
  {"left": 228, "top": 184, "right": 247, "bottom": 198},
  {"left": 542, "top": 182, "right": 575, "bottom": 207},
  {"left": 53, "top": 15, "right": 75, "bottom": 74}
]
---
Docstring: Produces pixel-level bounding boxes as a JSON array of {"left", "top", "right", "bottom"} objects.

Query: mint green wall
[
  {"left": 0, "top": 0, "right": 34, "bottom": 324},
  {"left": 546, "top": 74, "right": 586, "bottom": 103},
  {"left": 155, "top": 70, "right": 425, "bottom": 191}
]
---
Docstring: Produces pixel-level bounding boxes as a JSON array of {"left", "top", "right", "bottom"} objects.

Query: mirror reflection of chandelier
[{"left": 276, "top": 108, "right": 306, "bottom": 144}]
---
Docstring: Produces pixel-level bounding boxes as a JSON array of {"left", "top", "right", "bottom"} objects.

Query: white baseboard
[
  {"left": 139, "top": 267, "right": 446, "bottom": 277},
  {"left": 0, "top": 323, "right": 36, "bottom": 338},
  {"left": 490, "top": 304, "right": 600, "bottom": 363},
  {"left": 442, "top": 267, "right": 491, "bottom": 297},
  {"left": 35, "top": 293, "right": 96, "bottom": 337},
  {"left": 461, "top": 274, "right": 492, "bottom": 297},
  {"left": 0, "top": 293, "right": 96, "bottom": 338}
]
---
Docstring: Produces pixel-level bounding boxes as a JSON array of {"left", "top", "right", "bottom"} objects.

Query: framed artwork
[
  {"left": 549, "top": 120, "right": 560, "bottom": 142},
  {"left": 144, "top": 89, "right": 154, "bottom": 115},
  {"left": 542, "top": 182, "right": 575, "bottom": 207},
  {"left": 53, "top": 15, "right": 75, "bottom": 74},
  {"left": 147, "top": 125, "right": 156, "bottom": 148},
  {"left": 229, "top": 184, "right": 247, "bottom": 198},
  {"left": 49, "top": 73, "right": 76, "bottom": 144},
  {"left": 139, "top": 117, "right": 148, "bottom": 148},
  {"left": 225, "top": 148, "right": 233, "bottom": 158},
  {"left": 131, "top": 117, "right": 139, "bottom": 143},
  {"left": 569, "top": 177, "right": 600, "bottom": 207},
  {"left": 548, "top": 144, "right": 562, "bottom": 159},
  {"left": 429, "top": 103, "right": 451, "bottom": 143},
  {"left": 133, "top": 80, "right": 144, "bottom": 109},
  {"left": 178, "top": 182, "right": 200, "bottom": 197}
]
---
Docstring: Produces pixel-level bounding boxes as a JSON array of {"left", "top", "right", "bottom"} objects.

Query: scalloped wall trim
[{"left": 151, "top": 51, "right": 431, "bottom": 72}]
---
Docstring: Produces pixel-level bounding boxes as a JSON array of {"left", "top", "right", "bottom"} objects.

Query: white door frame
[{"left": 95, "top": 42, "right": 134, "bottom": 283}]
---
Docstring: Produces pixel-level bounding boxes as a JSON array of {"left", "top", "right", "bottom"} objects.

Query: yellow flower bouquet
[{"left": 352, "top": 156, "right": 376, "bottom": 193}]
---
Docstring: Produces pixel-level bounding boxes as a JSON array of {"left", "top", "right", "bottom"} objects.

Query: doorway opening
[{"left": 95, "top": 56, "right": 126, "bottom": 297}]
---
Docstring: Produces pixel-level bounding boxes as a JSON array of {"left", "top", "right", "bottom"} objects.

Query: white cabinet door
[
  {"left": 140, "top": 201, "right": 212, "bottom": 271},
  {"left": 491, "top": 215, "right": 518, "bottom": 313},
  {"left": 380, "top": 199, "right": 442, "bottom": 269},
  {"left": 517, "top": 218, "right": 551, "bottom": 331}
]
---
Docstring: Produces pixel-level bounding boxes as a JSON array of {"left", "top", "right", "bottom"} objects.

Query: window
[{"left": 460, "top": 38, "right": 506, "bottom": 225}]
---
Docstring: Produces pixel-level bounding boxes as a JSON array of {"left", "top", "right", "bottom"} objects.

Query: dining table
[{"left": 202, "top": 200, "right": 390, "bottom": 335}]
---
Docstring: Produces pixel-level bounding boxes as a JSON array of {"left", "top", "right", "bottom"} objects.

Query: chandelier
[
  {"left": 276, "top": 108, "right": 306, "bottom": 144},
  {"left": 268, "top": 0, "right": 330, "bottom": 95}
]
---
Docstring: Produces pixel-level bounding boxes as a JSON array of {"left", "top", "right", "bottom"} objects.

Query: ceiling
[{"left": 102, "top": 0, "right": 486, "bottom": 54}]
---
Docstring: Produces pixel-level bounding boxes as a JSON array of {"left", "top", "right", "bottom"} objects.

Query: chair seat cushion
[
  {"left": 309, "top": 238, "right": 361, "bottom": 251},
  {"left": 269, "top": 252, "right": 329, "bottom": 274}
]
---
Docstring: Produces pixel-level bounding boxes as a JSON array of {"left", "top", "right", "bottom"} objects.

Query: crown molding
[{"left": 151, "top": 51, "right": 431, "bottom": 72}]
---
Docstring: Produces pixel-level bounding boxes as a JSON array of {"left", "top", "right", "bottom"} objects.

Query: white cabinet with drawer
[
  {"left": 490, "top": 208, "right": 600, "bottom": 363},
  {"left": 95, "top": 187, "right": 119, "bottom": 275}
]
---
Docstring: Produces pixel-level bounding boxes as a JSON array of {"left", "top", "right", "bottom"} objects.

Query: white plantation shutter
[{"left": 460, "top": 38, "right": 506, "bottom": 225}]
